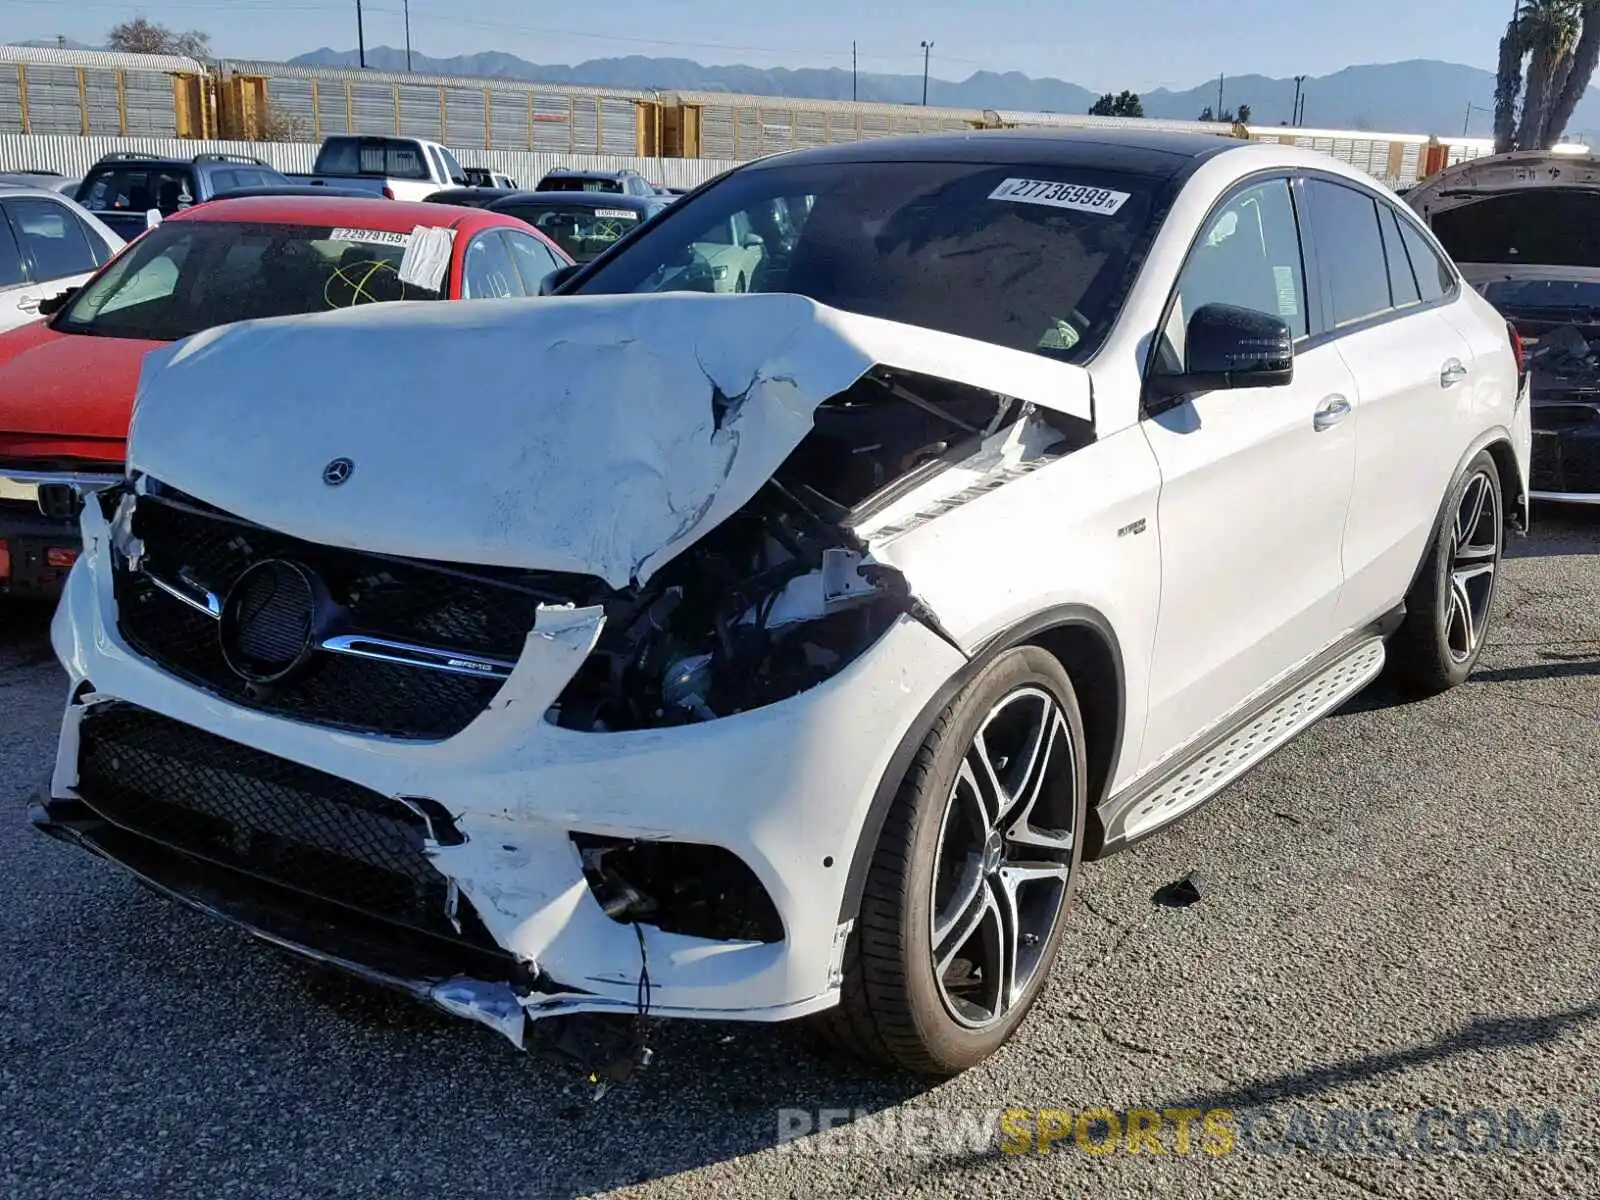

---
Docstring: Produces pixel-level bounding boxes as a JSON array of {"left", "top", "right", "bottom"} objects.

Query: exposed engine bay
[
  {"left": 547, "top": 368, "right": 1087, "bottom": 732},
  {"left": 1524, "top": 323, "right": 1600, "bottom": 393}
]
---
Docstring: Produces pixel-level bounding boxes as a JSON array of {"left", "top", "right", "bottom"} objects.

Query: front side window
[
  {"left": 1302, "top": 179, "right": 1393, "bottom": 328},
  {"left": 55, "top": 220, "right": 446, "bottom": 341},
  {"left": 0, "top": 216, "right": 24, "bottom": 288},
  {"left": 461, "top": 232, "right": 526, "bottom": 299},
  {"left": 1154, "top": 176, "right": 1307, "bottom": 373},
  {"left": 5, "top": 197, "right": 98, "bottom": 281},
  {"left": 572, "top": 159, "right": 1168, "bottom": 362},
  {"left": 439, "top": 148, "right": 468, "bottom": 186},
  {"left": 502, "top": 230, "right": 563, "bottom": 291}
]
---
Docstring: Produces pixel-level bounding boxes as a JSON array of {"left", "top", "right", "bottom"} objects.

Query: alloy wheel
[
  {"left": 929, "top": 686, "right": 1077, "bottom": 1029},
  {"left": 1445, "top": 470, "right": 1500, "bottom": 664}
]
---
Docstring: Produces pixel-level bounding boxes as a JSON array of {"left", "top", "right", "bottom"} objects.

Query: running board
[{"left": 1096, "top": 637, "right": 1387, "bottom": 855}]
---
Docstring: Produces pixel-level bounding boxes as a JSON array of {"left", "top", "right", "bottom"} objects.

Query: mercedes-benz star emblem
[{"left": 322, "top": 457, "right": 354, "bottom": 487}]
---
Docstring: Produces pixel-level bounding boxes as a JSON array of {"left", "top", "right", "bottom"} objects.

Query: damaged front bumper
[{"left": 42, "top": 515, "right": 967, "bottom": 1047}]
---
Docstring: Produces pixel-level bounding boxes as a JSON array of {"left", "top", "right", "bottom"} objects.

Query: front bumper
[{"left": 43, "top": 503, "right": 967, "bottom": 1043}]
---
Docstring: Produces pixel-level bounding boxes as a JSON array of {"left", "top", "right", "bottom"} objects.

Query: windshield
[
  {"left": 502, "top": 203, "right": 642, "bottom": 262},
  {"left": 55, "top": 220, "right": 446, "bottom": 341},
  {"left": 570, "top": 158, "right": 1165, "bottom": 361},
  {"left": 542, "top": 175, "right": 624, "bottom": 194}
]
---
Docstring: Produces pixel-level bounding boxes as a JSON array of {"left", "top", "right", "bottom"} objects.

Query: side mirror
[
  {"left": 539, "top": 264, "right": 583, "bottom": 296},
  {"left": 38, "top": 287, "right": 79, "bottom": 317},
  {"left": 1146, "top": 303, "right": 1293, "bottom": 400}
]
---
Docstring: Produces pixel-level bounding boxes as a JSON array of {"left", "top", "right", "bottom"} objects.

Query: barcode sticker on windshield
[
  {"left": 331, "top": 227, "right": 412, "bottom": 247},
  {"left": 593, "top": 208, "right": 635, "bottom": 219},
  {"left": 988, "top": 178, "right": 1130, "bottom": 214}
]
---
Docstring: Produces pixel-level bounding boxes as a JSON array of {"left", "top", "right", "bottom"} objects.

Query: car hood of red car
[{"left": 0, "top": 322, "right": 166, "bottom": 462}]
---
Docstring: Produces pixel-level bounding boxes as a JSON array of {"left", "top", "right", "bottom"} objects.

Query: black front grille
[
  {"left": 75, "top": 701, "right": 493, "bottom": 944},
  {"left": 114, "top": 491, "right": 603, "bottom": 739},
  {"left": 1532, "top": 409, "right": 1600, "bottom": 495}
]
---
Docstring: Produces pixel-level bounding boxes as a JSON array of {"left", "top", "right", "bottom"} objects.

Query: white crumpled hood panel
[{"left": 128, "top": 292, "right": 1092, "bottom": 587}]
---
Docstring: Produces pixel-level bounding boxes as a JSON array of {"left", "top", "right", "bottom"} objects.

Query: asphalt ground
[{"left": 1, "top": 508, "right": 1595, "bottom": 1199}]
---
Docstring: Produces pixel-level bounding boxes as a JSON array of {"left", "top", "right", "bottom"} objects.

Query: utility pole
[
  {"left": 356, "top": 0, "right": 367, "bottom": 69},
  {"left": 1295, "top": 91, "right": 1306, "bottom": 126},
  {"left": 852, "top": 41, "right": 857, "bottom": 101},
  {"left": 404, "top": 0, "right": 413, "bottom": 71},
  {"left": 1292, "top": 75, "right": 1306, "bottom": 127},
  {"left": 921, "top": 40, "right": 933, "bottom": 106},
  {"left": 1217, "top": 73, "right": 1225, "bottom": 119}
]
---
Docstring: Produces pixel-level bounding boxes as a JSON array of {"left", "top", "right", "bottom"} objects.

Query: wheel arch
[
  {"left": 1402, "top": 431, "right": 1519, "bottom": 602},
  {"left": 835, "top": 604, "right": 1125, "bottom": 924}
]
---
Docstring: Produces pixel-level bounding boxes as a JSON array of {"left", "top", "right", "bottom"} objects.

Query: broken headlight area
[
  {"left": 547, "top": 368, "right": 1087, "bottom": 733},
  {"left": 573, "top": 833, "right": 785, "bottom": 943}
]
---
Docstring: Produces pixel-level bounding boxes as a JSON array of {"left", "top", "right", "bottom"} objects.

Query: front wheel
[
  {"left": 817, "top": 646, "right": 1087, "bottom": 1076},
  {"left": 1388, "top": 449, "right": 1504, "bottom": 695}
]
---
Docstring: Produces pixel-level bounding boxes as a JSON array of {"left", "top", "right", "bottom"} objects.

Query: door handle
[
  {"left": 15, "top": 294, "right": 39, "bottom": 313},
  {"left": 1440, "top": 358, "right": 1469, "bottom": 387},
  {"left": 1313, "top": 394, "right": 1352, "bottom": 431}
]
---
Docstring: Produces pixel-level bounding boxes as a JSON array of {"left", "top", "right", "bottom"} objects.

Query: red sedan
[{"left": 0, "top": 195, "right": 571, "bottom": 597}]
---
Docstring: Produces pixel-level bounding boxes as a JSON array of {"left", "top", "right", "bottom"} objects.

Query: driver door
[{"left": 1137, "top": 174, "right": 1359, "bottom": 772}]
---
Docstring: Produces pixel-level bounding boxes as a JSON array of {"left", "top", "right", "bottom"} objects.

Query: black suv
[
  {"left": 534, "top": 167, "right": 657, "bottom": 198},
  {"left": 73, "top": 153, "right": 293, "bottom": 241}
]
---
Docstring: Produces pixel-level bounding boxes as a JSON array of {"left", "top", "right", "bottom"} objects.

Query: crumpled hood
[{"left": 128, "top": 292, "right": 1093, "bottom": 587}]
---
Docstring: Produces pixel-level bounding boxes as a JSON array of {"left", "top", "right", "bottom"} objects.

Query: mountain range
[
  {"left": 288, "top": 47, "right": 1600, "bottom": 140},
  {"left": 15, "top": 38, "right": 1600, "bottom": 139}
]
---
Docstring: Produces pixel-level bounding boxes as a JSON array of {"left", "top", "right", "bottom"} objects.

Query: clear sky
[{"left": 0, "top": 0, "right": 1521, "bottom": 92}]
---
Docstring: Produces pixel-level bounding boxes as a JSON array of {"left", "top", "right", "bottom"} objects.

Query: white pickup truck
[{"left": 288, "top": 136, "right": 470, "bottom": 201}]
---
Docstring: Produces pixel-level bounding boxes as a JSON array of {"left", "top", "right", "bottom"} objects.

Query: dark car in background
[
  {"left": 486, "top": 190, "right": 670, "bottom": 265},
  {"left": 1408, "top": 151, "right": 1600, "bottom": 504},
  {"left": 422, "top": 187, "right": 521, "bottom": 209},
  {"left": 534, "top": 167, "right": 659, "bottom": 198},
  {"left": 73, "top": 152, "right": 294, "bottom": 241}
]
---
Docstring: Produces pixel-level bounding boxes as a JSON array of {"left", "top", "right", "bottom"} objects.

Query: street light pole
[
  {"left": 1292, "top": 75, "right": 1306, "bottom": 127},
  {"left": 356, "top": 0, "right": 366, "bottom": 69},
  {"left": 921, "top": 40, "right": 933, "bottom": 106},
  {"left": 404, "top": 0, "right": 413, "bottom": 71}
]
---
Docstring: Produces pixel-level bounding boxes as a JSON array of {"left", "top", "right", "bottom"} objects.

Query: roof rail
[
  {"left": 95, "top": 151, "right": 163, "bottom": 163},
  {"left": 192, "top": 153, "right": 273, "bottom": 167}
]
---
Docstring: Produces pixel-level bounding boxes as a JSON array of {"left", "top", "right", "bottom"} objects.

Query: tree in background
[
  {"left": 1088, "top": 90, "right": 1145, "bottom": 118},
  {"left": 1236, "top": 103, "right": 1252, "bottom": 124},
  {"left": 1494, "top": 0, "right": 1600, "bottom": 151},
  {"left": 1198, "top": 104, "right": 1250, "bottom": 123},
  {"left": 107, "top": 17, "right": 210, "bottom": 59}
]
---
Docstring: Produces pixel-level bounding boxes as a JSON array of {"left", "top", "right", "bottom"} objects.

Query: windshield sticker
[
  {"left": 331, "top": 227, "right": 412, "bottom": 247},
  {"left": 398, "top": 225, "right": 457, "bottom": 291},
  {"left": 593, "top": 208, "right": 636, "bottom": 219},
  {"left": 988, "top": 178, "right": 1130, "bottom": 215}
]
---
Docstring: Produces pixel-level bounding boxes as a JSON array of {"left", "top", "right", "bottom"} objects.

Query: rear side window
[
  {"left": 1302, "top": 180, "right": 1392, "bottom": 328},
  {"left": 0, "top": 215, "right": 24, "bottom": 287},
  {"left": 1379, "top": 205, "right": 1421, "bottom": 307},
  {"left": 1396, "top": 218, "right": 1454, "bottom": 302},
  {"left": 78, "top": 167, "right": 193, "bottom": 213},
  {"left": 5, "top": 197, "right": 98, "bottom": 281}
]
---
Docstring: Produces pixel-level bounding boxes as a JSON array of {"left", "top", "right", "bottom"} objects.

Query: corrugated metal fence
[{"left": 0, "top": 133, "right": 738, "bottom": 190}]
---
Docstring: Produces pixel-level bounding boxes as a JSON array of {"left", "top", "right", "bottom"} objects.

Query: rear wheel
[
  {"left": 818, "top": 646, "right": 1087, "bottom": 1076},
  {"left": 1389, "top": 449, "right": 1504, "bottom": 695}
]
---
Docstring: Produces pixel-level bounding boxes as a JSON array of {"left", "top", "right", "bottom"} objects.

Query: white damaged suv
[{"left": 35, "top": 130, "right": 1531, "bottom": 1076}]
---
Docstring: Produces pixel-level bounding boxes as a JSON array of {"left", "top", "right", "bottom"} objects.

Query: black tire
[
  {"left": 1388, "top": 449, "right": 1505, "bottom": 697},
  {"left": 815, "top": 645, "right": 1088, "bottom": 1076}
]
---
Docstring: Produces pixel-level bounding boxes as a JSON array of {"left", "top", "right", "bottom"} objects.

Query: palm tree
[
  {"left": 1514, "top": 0, "right": 1582, "bottom": 149},
  {"left": 1494, "top": 18, "right": 1525, "bottom": 152},
  {"left": 1542, "top": 0, "right": 1600, "bottom": 145}
]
